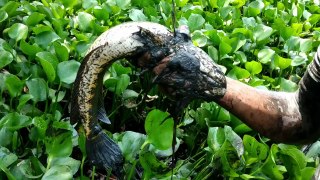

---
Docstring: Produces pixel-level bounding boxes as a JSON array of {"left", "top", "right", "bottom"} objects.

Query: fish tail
[{"left": 86, "top": 128, "right": 124, "bottom": 178}]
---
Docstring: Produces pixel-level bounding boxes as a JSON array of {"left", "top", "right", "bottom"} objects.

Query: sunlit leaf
[
  {"left": 191, "top": 30, "right": 207, "bottom": 47},
  {"left": 8, "top": 23, "right": 28, "bottom": 42},
  {"left": 258, "top": 49, "right": 275, "bottom": 64},
  {"left": 274, "top": 55, "right": 291, "bottom": 70},
  {"left": 245, "top": 61, "right": 262, "bottom": 75}
]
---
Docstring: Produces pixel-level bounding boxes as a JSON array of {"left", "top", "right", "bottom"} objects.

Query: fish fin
[
  {"left": 97, "top": 106, "right": 111, "bottom": 124},
  {"left": 86, "top": 131, "right": 124, "bottom": 178}
]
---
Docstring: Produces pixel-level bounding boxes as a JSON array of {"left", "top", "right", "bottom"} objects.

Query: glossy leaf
[
  {"left": 42, "top": 165, "right": 73, "bottom": 180},
  {"left": 258, "top": 49, "right": 275, "bottom": 64},
  {"left": 119, "top": 131, "right": 146, "bottom": 162},
  {"left": 245, "top": 61, "right": 262, "bottom": 75},
  {"left": 8, "top": 23, "right": 28, "bottom": 41},
  {"left": 145, "top": 109, "right": 173, "bottom": 150},
  {"left": 4, "top": 74, "right": 24, "bottom": 97},
  {"left": 26, "top": 78, "right": 48, "bottom": 102},
  {"left": 187, "top": 13, "right": 205, "bottom": 32},
  {"left": 274, "top": 55, "right": 291, "bottom": 70},
  {"left": 57, "top": 60, "right": 80, "bottom": 84}
]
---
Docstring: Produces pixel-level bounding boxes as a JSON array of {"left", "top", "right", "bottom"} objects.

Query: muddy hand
[{"left": 153, "top": 26, "right": 227, "bottom": 103}]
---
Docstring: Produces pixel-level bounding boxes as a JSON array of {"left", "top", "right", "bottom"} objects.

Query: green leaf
[
  {"left": 82, "top": 0, "right": 98, "bottom": 9},
  {"left": 10, "top": 158, "right": 44, "bottom": 179},
  {"left": 247, "top": 1, "right": 264, "bottom": 17},
  {"left": 279, "top": 144, "right": 307, "bottom": 179},
  {"left": 35, "top": 31, "right": 60, "bottom": 49},
  {"left": 253, "top": 24, "right": 273, "bottom": 43},
  {"left": 208, "top": 46, "right": 219, "bottom": 62},
  {"left": 32, "top": 117, "right": 48, "bottom": 140},
  {"left": 301, "top": 167, "right": 316, "bottom": 180},
  {"left": 8, "top": 23, "right": 28, "bottom": 42},
  {"left": 42, "top": 165, "right": 73, "bottom": 180},
  {"left": 145, "top": 109, "right": 173, "bottom": 150},
  {"left": 258, "top": 49, "right": 275, "bottom": 64},
  {"left": 0, "top": 147, "right": 18, "bottom": 168},
  {"left": 306, "top": 141, "right": 320, "bottom": 158},
  {"left": 17, "top": 94, "right": 32, "bottom": 110},
  {"left": 191, "top": 30, "right": 207, "bottom": 47},
  {"left": 234, "top": 51, "right": 247, "bottom": 63},
  {"left": 0, "top": 50, "right": 13, "bottom": 69},
  {"left": 243, "top": 135, "right": 268, "bottom": 165},
  {"left": 78, "top": 132, "right": 86, "bottom": 156},
  {"left": 279, "top": 78, "right": 298, "bottom": 92},
  {"left": 0, "top": 9, "right": 8, "bottom": 23},
  {"left": 129, "top": 9, "right": 147, "bottom": 21},
  {"left": 46, "top": 132, "right": 72, "bottom": 157},
  {"left": 20, "top": 40, "right": 43, "bottom": 57},
  {"left": 53, "top": 42, "right": 69, "bottom": 62},
  {"left": 52, "top": 121, "right": 73, "bottom": 131},
  {"left": 119, "top": 131, "right": 146, "bottom": 162},
  {"left": 274, "top": 55, "right": 291, "bottom": 70},
  {"left": 224, "top": 126, "right": 244, "bottom": 157},
  {"left": 261, "top": 144, "right": 284, "bottom": 179},
  {"left": 116, "top": 0, "right": 131, "bottom": 10},
  {"left": 187, "top": 13, "right": 205, "bottom": 32},
  {"left": 139, "top": 150, "right": 169, "bottom": 176},
  {"left": 77, "top": 12, "right": 95, "bottom": 31},
  {"left": 115, "top": 74, "right": 130, "bottom": 95},
  {"left": 228, "top": 67, "right": 250, "bottom": 80},
  {"left": 1, "top": 1, "right": 19, "bottom": 17},
  {"left": 122, "top": 89, "right": 139, "bottom": 99},
  {"left": 4, "top": 74, "right": 23, "bottom": 97},
  {"left": 26, "top": 78, "right": 48, "bottom": 102},
  {"left": 219, "top": 41, "right": 232, "bottom": 56},
  {"left": 245, "top": 61, "right": 262, "bottom": 75},
  {"left": 36, "top": 51, "right": 59, "bottom": 82},
  {"left": 25, "top": 12, "right": 46, "bottom": 26},
  {"left": 57, "top": 60, "right": 80, "bottom": 84},
  {"left": 299, "top": 38, "right": 313, "bottom": 53},
  {"left": 50, "top": 157, "right": 80, "bottom": 175},
  {"left": 0, "top": 112, "right": 31, "bottom": 131},
  {"left": 49, "top": 89, "right": 66, "bottom": 103},
  {"left": 0, "top": 128, "right": 13, "bottom": 147},
  {"left": 207, "top": 127, "right": 225, "bottom": 152}
]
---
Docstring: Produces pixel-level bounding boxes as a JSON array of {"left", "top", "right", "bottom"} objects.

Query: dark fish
[{"left": 70, "top": 22, "right": 173, "bottom": 177}]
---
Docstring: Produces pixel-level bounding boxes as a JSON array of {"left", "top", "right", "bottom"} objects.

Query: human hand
[{"left": 152, "top": 28, "right": 226, "bottom": 102}]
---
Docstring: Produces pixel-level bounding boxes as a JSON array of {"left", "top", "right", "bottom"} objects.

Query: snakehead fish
[
  {"left": 70, "top": 21, "right": 227, "bottom": 177},
  {"left": 70, "top": 22, "right": 174, "bottom": 176}
]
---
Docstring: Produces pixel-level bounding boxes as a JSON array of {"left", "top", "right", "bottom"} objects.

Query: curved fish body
[
  {"left": 71, "top": 21, "right": 227, "bottom": 178},
  {"left": 70, "top": 22, "right": 173, "bottom": 176}
]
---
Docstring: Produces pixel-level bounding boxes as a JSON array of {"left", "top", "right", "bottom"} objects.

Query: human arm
[{"left": 154, "top": 45, "right": 320, "bottom": 144}]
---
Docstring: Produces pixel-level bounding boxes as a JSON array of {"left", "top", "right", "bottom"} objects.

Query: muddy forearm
[
  {"left": 218, "top": 49, "right": 320, "bottom": 144},
  {"left": 218, "top": 78, "right": 302, "bottom": 143}
]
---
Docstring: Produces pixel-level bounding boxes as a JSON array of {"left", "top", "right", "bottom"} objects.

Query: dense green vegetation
[{"left": 1, "top": 0, "right": 320, "bottom": 179}]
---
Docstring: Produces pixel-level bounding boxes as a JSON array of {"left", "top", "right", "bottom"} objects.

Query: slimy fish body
[
  {"left": 71, "top": 22, "right": 173, "bottom": 176},
  {"left": 70, "top": 21, "right": 227, "bottom": 178}
]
